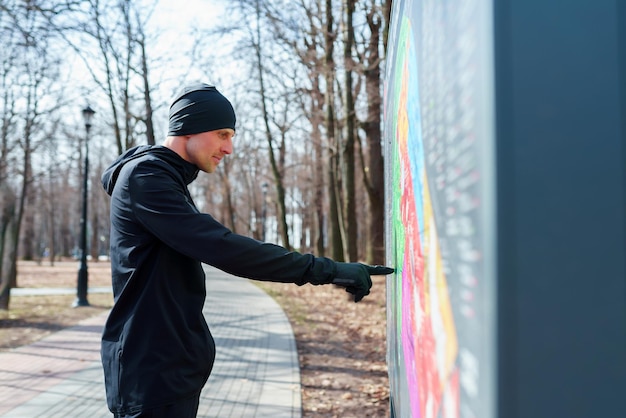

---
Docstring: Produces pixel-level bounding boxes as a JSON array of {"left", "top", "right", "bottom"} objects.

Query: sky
[{"left": 148, "top": 0, "right": 233, "bottom": 85}]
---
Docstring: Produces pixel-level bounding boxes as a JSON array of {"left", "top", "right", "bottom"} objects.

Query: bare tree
[
  {"left": 356, "top": 0, "right": 386, "bottom": 264},
  {"left": 325, "top": 0, "right": 345, "bottom": 261},
  {"left": 383, "top": 0, "right": 393, "bottom": 53},
  {"left": 0, "top": 1, "right": 66, "bottom": 308},
  {"left": 250, "top": 0, "right": 293, "bottom": 249},
  {"left": 83, "top": 0, "right": 134, "bottom": 154},
  {"left": 341, "top": 0, "right": 358, "bottom": 261},
  {"left": 0, "top": 183, "right": 17, "bottom": 310},
  {"left": 262, "top": 0, "right": 329, "bottom": 254},
  {"left": 202, "top": 0, "right": 389, "bottom": 261},
  {"left": 216, "top": 0, "right": 298, "bottom": 249},
  {"left": 136, "top": 25, "right": 156, "bottom": 145},
  {"left": 0, "top": 5, "right": 20, "bottom": 309},
  {"left": 40, "top": 0, "right": 161, "bottom": 154}
]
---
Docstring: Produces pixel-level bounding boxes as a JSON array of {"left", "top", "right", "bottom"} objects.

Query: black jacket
[{"left": 100, "top": 145, "right": 335, "bottom": 414}]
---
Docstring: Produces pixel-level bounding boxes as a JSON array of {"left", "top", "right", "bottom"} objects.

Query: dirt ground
[
  {"left": 256, "top": 278, "right": 391, "bottom": 418},
  {"left": 1, "top": 260, "right": 391, "bottom": 418},
  {"left": 0, "top": 261, "right": 114, "bottom": 350}
]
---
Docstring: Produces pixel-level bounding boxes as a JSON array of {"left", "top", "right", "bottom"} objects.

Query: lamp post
[
  {"left": 73, "top": 105, "right": 95, "bottom": 307},
  {"left": 261, "top": 182, "right": 268, "bottom": 241}
]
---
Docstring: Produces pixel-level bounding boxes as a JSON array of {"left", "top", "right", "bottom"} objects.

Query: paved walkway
[{"left": 0, "top": 266, "right": 301, "bottom": 417}]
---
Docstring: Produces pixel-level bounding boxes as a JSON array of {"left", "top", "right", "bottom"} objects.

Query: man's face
[{"left": 185, "top": 128, "right": 235, "bottom": 173}]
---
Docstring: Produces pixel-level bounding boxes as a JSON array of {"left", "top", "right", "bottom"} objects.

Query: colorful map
[
  {"left": 387, "top": 15, "right": 460, "bottom": 418},
  {"left": 385, "top": 0, "right": 493, "bottom": 416}
]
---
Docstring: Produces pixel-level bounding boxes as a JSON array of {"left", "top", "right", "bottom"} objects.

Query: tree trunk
[
  {"left": 219, "top": 162, "right": 237, "bottom": 233},
  {"left": 122, "top": 0, "right": 134, "bottom": 150},
  {"left": 90, "top": 200, "right": 99, "bottom": 261},
  {"left": 383, "top": 0, "right": 393, "bottom": 54},
  {"left": 48, "top": 180, "right": 57, "bottom": 266},
  {"left": 311, "top": 77, "right": 326, "bottom": 256},
  {"left": 342, "top": 0, "right": 358, "bottom": 262},
  {"left": 254, "top": 0, "right": 291, "bottom": 249},
  {"left": 362, "top": 6, "right": 385, "bottom": 264},
  {"left": 22, "top": 195, "right": 35, "bottom": 261},
  {"left": 95, "top": 11, "right": 124, "bottom": 155},
  {"left": 8, "top": 185, "right": 24, "bottom": 290},
  {"left": 139, "top": 32, "right": 156, "bottom": 145},
  {"left": 325, "top": 0, "right": 344, "bottom": 261},
  {"left": 10, "top": 85, "right": 38, "bottom": 287},
  {"left": 0, "top": 183, "right": 16, "bottom": 310}
]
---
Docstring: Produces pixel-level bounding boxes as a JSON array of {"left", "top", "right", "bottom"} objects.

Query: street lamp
[
  {"left": 73, "top": 105, "right": 95, "bottom": 307},
  {"left": 261, "top": 182, "right": 268, "bottom": 241}
]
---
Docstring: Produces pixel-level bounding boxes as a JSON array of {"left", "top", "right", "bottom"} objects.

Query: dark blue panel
[{"left": 495, "top": 1, "right": 626, "bottom": 417}]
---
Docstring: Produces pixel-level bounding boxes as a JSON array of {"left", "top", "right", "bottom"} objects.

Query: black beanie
[{"left": 168, "top": 84, "right": 236, "bottom": 136}]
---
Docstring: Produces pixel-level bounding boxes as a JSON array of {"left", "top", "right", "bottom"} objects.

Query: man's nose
[{"left": 221, "top": 139, "right": 233, "bottom": 154}]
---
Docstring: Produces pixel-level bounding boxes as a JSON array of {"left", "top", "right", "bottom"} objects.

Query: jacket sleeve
[{"left": 126, "top": 159, "right": 336, "bottom": 285}]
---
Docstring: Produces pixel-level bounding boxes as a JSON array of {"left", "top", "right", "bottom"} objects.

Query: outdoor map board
[
  {"left": 384, "top": 1, "right": 626, "bottom": 417},
  {"left": 384, "top": 0, "right": 495, "bottom": 417}
]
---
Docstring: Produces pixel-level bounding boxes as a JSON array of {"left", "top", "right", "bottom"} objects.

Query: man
[{"left": 100, "top": 83, "right": 393, "bottom": 417}]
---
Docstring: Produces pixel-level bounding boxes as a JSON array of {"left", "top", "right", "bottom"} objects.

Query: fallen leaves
[{"left": 256, "top": 276, "right": 391, "bottom": 418}]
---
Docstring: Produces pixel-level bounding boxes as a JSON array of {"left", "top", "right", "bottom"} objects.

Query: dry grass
[
  {"left": 256, "top": 277, "right": 391, "bottom": 418},
  {"left": 0, "top": 260, "right": 114, "bottom": 351},
  {"left": 14, "top": 260, "right": 113, "bottom": 288}
]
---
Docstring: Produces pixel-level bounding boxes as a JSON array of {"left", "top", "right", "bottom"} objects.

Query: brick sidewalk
[{"left": 0, "top": 266, "right": 301, "bottom": 418}]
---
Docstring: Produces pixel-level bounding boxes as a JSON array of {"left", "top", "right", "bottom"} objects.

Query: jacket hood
[{"left": 101, "top": 145, "right": 199, "bottom": 195}]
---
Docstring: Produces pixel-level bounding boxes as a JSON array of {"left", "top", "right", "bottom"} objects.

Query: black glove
[{"left": 332, "top": 263, "right": 395, "bottom": 303}]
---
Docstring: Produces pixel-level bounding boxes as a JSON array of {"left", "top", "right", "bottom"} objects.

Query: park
[{"left": 1, "top": 0, "right": 625, "bottom": 417}]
